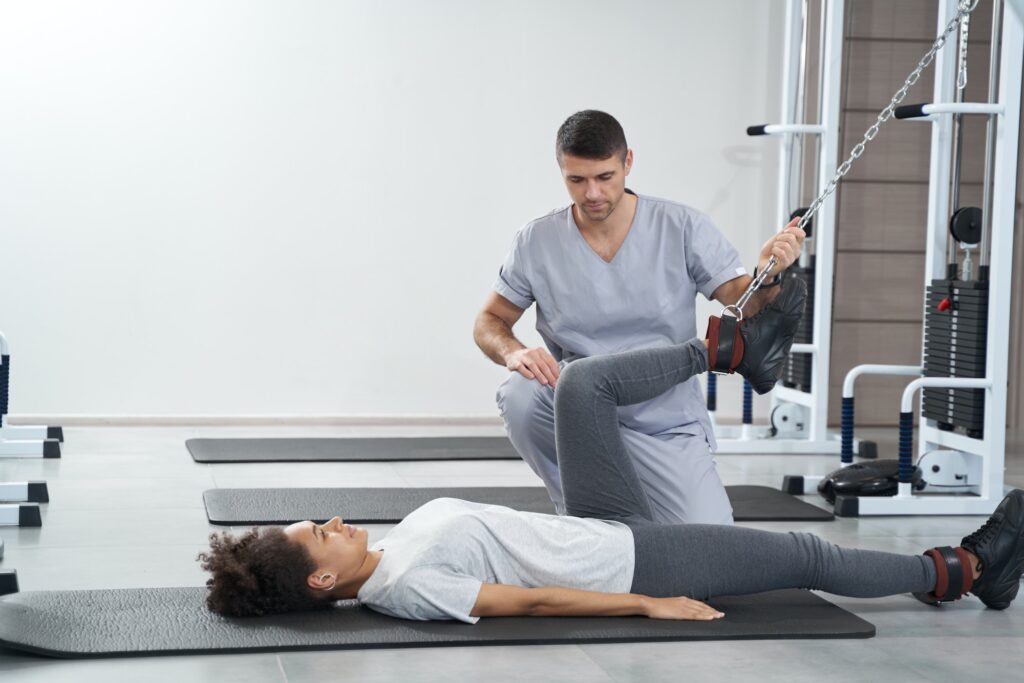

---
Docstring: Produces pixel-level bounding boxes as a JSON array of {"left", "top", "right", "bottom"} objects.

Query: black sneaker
[
  {"left": 734, "top": 274, "right": 807, "bottom": 394},
  {"left": 960, "top": 489, "right": 1024, "bottom": 610}
]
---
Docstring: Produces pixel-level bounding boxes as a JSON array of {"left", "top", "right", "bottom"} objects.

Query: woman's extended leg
[
  {"left": 629, "top": 523, "right": 938, "bottom": 599},
  {"left": 554, "top": 339, "right": 709, "bottom": 522}
]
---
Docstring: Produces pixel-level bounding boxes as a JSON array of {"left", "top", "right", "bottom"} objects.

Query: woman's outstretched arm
[{"left": 469, "top": 583, "right": 724, "bottom": 620}]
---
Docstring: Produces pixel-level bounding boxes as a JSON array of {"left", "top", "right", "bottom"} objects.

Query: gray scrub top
[{"left": 494, "top": 193, "right": 746, "bottom": 447}]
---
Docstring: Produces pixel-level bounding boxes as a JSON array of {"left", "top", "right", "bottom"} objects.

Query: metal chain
[
  {"left": 958, "top": 10, "right": 972, "bottom": 90},
  {"left": 730, "top": 0, "right": 981, "bottom": 318}
]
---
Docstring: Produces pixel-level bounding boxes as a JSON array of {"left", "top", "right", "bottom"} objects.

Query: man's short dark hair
[{"left": 556, "top": 110, "right": 628, "bottom": 162}]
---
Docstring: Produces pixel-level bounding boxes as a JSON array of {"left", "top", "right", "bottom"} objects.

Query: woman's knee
[{"left": 555, "top": 357, "right": 605, "bottom": 400}]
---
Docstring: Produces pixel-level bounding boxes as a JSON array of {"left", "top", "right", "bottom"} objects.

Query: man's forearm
[
  {"left": 473, "top": 312, "right": 526, "bottom": 366},
  {"left": 713, "top": 274, "right": 780, "bottom": 319}
]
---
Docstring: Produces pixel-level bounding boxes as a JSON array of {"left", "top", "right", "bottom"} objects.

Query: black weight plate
[{"left": 928, "top": 278, "right": 989, "bottom": 291}]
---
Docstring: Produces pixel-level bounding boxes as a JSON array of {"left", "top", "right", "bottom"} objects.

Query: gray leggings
[{"left": 553, "top": 339, "right": 936, "bottom": 599}]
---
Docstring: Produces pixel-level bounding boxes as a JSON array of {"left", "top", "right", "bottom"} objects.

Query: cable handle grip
[{"left": 895, "top": 103, "right": 929, "bottom": 119}]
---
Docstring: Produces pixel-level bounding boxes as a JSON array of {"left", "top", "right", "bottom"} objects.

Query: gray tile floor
[{"left": 1, "top": 425, "right": 1022, "bottom": 682}]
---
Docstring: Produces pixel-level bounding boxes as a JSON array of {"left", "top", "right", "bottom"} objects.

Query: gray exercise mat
[
  {"left": 203, "top": 485, "right": 833, "bottom": 524},
  {"left": 187, "top": 437, "right": 520, "bottom": 463},
  {"left": 0, "top": 587, "right": 873, "bottom": 658}
]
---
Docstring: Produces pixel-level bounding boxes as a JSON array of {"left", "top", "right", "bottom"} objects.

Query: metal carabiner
[{"left": 720, "top": 304, "right": 744, "bottom": 322}]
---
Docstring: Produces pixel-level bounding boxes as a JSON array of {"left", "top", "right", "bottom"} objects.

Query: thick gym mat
[
  {"left": 0, "top": 587, "right": 873, "bottom": 658},
  {"left": 203, "top": 485, "right": 833, "bottom": 524},
  {"left": 186, "top": 437, "right": 520, "bottom": 463}
]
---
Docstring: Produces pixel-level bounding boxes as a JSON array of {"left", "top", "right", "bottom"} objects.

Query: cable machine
[
  {"left": 709, "top": 0, "right": 848, "bottom": 454},
  {"left": 786, "top": 0, "right": 1020, "bottom": 515},
  {"left": 0, "top": 332, "right": 57, "bottom": 528}
]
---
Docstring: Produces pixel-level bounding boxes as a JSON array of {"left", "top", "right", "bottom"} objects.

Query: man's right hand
[{"left": 505, "top": 347, "right": 561, "bottom": 387}]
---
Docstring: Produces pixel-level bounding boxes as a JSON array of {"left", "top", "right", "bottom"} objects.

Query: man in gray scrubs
[{"left": 473, "top": 110, "right": 804, "bottom": 524}]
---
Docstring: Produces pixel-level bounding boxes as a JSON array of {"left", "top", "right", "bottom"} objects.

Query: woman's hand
[{"left": 642, "top": 595, "right": 725, "bottom": 621}]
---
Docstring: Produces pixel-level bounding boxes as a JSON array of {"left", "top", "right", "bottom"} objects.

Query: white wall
[{"left": 0, "top": 0, "right": 782, "bottom": 419}]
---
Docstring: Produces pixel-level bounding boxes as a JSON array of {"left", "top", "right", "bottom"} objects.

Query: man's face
[{"left": 559, "top": 150, "right": 633, "bottom": 223}]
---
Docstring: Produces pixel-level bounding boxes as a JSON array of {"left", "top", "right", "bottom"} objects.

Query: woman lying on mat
[{"left": 200, "top": 281, "right": 1024, "bottom": 620}]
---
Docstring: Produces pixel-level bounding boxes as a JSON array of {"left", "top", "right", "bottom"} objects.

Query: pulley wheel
[{"left": 949, "top": 206, "right": 982, "bottom": 244}]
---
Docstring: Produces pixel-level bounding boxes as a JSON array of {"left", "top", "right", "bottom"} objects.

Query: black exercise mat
[
  {"left": 187, "top": 437, "right": 520, "bottom": 463},
  {"left": 726, "top": 485, "right": 834, "bottom": 521},
  {"left": 0, "top": 587, "right": 872, "bottom": 658},
  {"left": 203, "top": 485, "right": 833, "bottom": 524}
]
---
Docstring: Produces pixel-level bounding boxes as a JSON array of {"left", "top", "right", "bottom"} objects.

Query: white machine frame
[
  {"left": 713, "top": 0, "right": 844, "bottom": 454},
  {"left": 0, "top": 332, "right": 60, "bottom": 459},
  {"left": 0, "top": 331, "right": 54, "bottom": 526},
  {"left": 799, "top": 0, "right": 1020, "bottom": 515}
]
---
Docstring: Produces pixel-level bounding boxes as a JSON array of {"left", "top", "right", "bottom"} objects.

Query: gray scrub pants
[
  {"left": 554, "top": 339, "right": 937, "bottom": 599},
  {"left": 497, "top": 362, "right": 733, "bottom": 525}
]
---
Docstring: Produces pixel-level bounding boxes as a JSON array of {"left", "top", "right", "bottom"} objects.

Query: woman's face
[{"left": 284, "top": 516, "right": 369, "bottom": 590}]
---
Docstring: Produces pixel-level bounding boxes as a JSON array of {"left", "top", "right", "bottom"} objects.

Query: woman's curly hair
[{"left": 198, "top": 527, "right": 332, "bottom": 617}]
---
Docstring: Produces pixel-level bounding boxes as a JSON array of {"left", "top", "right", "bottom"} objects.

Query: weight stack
[
  {"left": 922, "top": 279, "right": 988, "bottom": 436},
  {"left": 781, "top": 263, "right": 814, "bottom": 392}
]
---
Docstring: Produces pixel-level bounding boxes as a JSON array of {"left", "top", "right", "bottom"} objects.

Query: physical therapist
[{"left": 473, "top": 110, "right": 805, "bottom": 524}]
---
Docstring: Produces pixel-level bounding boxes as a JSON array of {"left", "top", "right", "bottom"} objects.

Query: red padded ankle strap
[
  {"left": 924, "top": 546, "right": 969, "bottom": 602},
  {"left": 706, "top": 315, "right": 744, "bottom": 373},
  {"left": 954, "top": 547, "right": 974, "bottom": 595}
]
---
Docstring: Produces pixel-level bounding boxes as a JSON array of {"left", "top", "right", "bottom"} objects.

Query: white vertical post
[
  {"left": 916, "top": 0, "right": 959, "bottom": 463},
  {"left": 924, "top": 0, "right": 958, "bottom": 286},
  {"left": 980, "top": 0, "right": 1021, "bottom": 500},
  {"left": 804, "top": 0, "right": 843, "bottom": 444},
  {"left": 776, "top": 0, "right": 804, "bottom": 227}
]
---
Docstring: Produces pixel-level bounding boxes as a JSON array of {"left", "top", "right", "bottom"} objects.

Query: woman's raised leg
[{"left": 554, "top": 339, "right": 709, "bottom": 522}]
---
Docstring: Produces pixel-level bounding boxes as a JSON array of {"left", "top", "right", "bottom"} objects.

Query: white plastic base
[
  {"left": 0, "top": 439, "right": 48, "bottom": 458},
  {"left": 713, "top": 425, "right": 846, "bottom": 455},
  {"left": 0, "top": 482, "right": 29, "bottom": 502}
]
